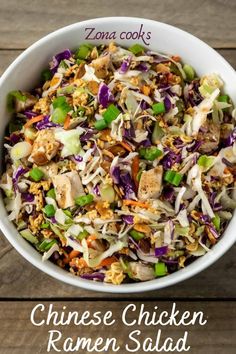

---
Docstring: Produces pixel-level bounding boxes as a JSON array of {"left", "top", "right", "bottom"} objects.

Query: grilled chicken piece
[
  {"left": 15, "top": 92, "right": 37, "bottom": 113},
  {"left": 91, "top": 54, "right": 110, "bottom": 79},
  {"left": 138, "top": 166, "right": 163, "bottom": 200},
  {"left": 129, "top": 262, "right": 155, "bottom": 281},
  {"left": 29, "top": 129, "right": 60, "bottom": 166},
  {"left": 37, "top": 162, "right": 58, "bottom": 179},
  {"left": 52, "top": 171, "right": 84, "bottom": 209},
  {"left": 198, "top": 121, "right": 220, "bottom": 153}
]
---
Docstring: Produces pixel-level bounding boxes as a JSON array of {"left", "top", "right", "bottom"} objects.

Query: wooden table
[{"left": 0, "top": 1, "right": 236, "bottom": 352}]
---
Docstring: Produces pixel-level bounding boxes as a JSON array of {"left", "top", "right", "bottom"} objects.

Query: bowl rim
[{"left": 0, "top": 16, "right": 236, "bottom": 294}]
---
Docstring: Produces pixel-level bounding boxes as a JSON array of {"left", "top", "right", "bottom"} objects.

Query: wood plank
[
  {"left": 0, "top": 49, "right": 235, "bottom": 299},
  {"left": 0, "top": 301, "right": 235, "bottom": 354},
  {"left": 0, "top": 49, "right": 236, "bottom": 77},
  {"left": 0, "top": 0, "right": 236, "bottom": 49}
]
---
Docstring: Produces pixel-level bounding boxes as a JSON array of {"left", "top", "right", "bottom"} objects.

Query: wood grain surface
[
  {"left": 0, "top": 301, "right": 235, "bottom": 354},
  {"left": 0, "top": 0, "right": 236, "bottom": 49}
]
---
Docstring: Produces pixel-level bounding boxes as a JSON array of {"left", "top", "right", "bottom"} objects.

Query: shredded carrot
[
  {"left": 25, "top": 137, "right": 33, "bottom": 145},
  {"left": 24, "top": 114, "right": 44, "bottom": 128},
  {"left": 63, "top": 115, "right": 70, "bottom": 130},
  {"left": 171, "top": 55, "right": 181, "bottom": 62},
  {"left": 99, "top": 256, "right": 117, "bottom": 267},
  {"left": 77, "top": 258, "right": 88, "bottom": 267},
  {"left": 120, "top": 141, "right": 133, "bottom": 152},
  {"left": 87, "top": 235, "right": 97, "bottom": 247},
  {"left": 123, "top": 199, "right": 149, "bottom": 209},
  {"left": 69, "top": 250, "right": 81, "bottom": 260},
  {"left": 132, "top": 156, "right": 139, "bottom": 188}
]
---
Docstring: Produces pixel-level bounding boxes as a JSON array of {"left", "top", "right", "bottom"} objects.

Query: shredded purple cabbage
[
  {"left": 21, "top": 192, "right": 34, "bottom": 202},
  {"left": 164, "top": 96, "right": 172, "bottom": 112},
  {"left": 98, "top": 83, "right": 114, "bottom": 108},
  {"left": 36, "top": 115, "right": 59, "bottom": 130},
  {"left": 155, "top": 245, "right": 168, "bottom": 257},
  {"left": 139, "top": 139, "right": 152, "bottom": 147},
  {"left": 13, "top": 166, "right": 28, "bottom": 191},
  {"left": 23, "top": 110, "right": 38, "bottom": 119},
  {"left": 50, "top": 49, "right": 72, "bottom": 74},
  {"left": 140, "top": 100, "right": 150, "bottom": 110},
  {"left": 119, "top": 56, "right": 131, "bottom": 74},
  {"left": 187, "top": 140, "right": 203, "bottom": 152},
  {"left": 80, "top": 130, "right": 94, "bottom": 142},
  {"left": 120, "top": 172, "right": 136, "bottom": 199},
  {"left": 136, "top": 63, "right": 148, "bottom": 72},
  {"left": 111, "top": 166, "right": 121, "bottom": 184},
  {"left": 222, "top": 157, "right": 234, "bottom": 167},
  {"left": 162, "top": 149, "right": 182, "bottom": 170},
  {"left": 93, "top": 184, "right": 100, "bottom": 197},
  {"left": 162, "top": 185, "right": 175, "bottom": 202},
  {"left": 123, "top": 121, "right": 136, "bottom": 140},
  {"left": 188, "top": 80, "right": 203, "bottom": 106},
  {"left": 122, "top": 215, "right": 134, "bottom": 224},
  {"left": 80, "top": 272, "right": 105, "bottom": 281},
  {"left": 9, "top": 133, "right": 20, "bottom": 144},
  {"left": 74, "top": 155, "right": 83, "bottom": 162},
  {"left": 223, "top": 128, "right": 236, "bottom": 147}
]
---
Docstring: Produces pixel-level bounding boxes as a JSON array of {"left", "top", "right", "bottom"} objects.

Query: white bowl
[{"left": 0, "top": 17, "right": 235, "bottom": 293}]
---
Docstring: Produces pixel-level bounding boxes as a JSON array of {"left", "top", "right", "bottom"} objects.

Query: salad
[{"left": 1, "top": 42, "right": 236, "bottom": 285}]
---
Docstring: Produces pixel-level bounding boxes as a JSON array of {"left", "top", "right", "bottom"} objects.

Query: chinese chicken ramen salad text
[{"left": 1, "top": 42, "right": 236, "bottom": 284}]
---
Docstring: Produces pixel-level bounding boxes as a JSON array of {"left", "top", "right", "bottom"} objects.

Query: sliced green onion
[
  {"left": 38, "top": 239, "right": 57, "bottom": 251},
  {"left": 7, "top": 90, "right": 27, "bottom": 112},
  {"left": 43, "top": 204, "right": 56, "bottom": 217},
  {"left": 41, "top": 222, "right": 50, "bottom": 229},
  {"left": 75, "top": 44, "right": 93, "bottom": 60},
  {"left": 199, "top": 84, "right": 215, "bottom": 97},
  {"left": 129, "top": 44, "right": 145, "bottom": 55},
  {"left": 152, "top": 102, "right": 166, "bottom": 115},
  {"left": 212, "top": 214, "right": 220, "bottom": 231},
  {"left": 218, "top": 95, "right": 230, "bottom": 111},
  {"left": 59, "top": 60, "right": 68, "bottom": 69},
  {"left": 175, "top": 225, "right": 190, "bottom": 236},
  {"left": 152, "top": 121, "right": 164, "bottom": 143},
  {"left": 139, "top": 147, "right": 162, "bottom": 161},
  {"left": 9, "top": 120, "right": 23, "bottom": 134},
  {"left": 167, "top": 250, "right": 184, "bottom": 258},
  {"left": 29, "top": 168, "right": 44, "bottom": 182},
  {"left": 77, "top": 230, "right": 89, "bottom": 241},
  {"left": 154, "top": 262, "right": 168, "bottom": 277},
  {"left": 75, "top": 194, "right": 94, "bottom": 207},
  {"left": 100, "top": 184, "right": 115, "bottom": 203},
  {"left": 197, "top": 155, "right": 215, "bottom": 169},
  {"left": 218, "top": 95, "right": 229, "bottom": 103},
  {"left": 103, "top": 104, "right": 121, "bottom": 124},
  {"left": 136, "top": 169, "right": 143, "bottom": 182},
  {"left": 76, "top": 59, "right": 86, "bottom": 65},
  {"left": 164, "top": 170, "right": 183, "bottom": 186},
  {"left": 57, "top": 85, "right": 75, "bottom": 95},
  {"left": 63, "top": 209, "right": 72, "bottom": 218},
  {"left": 183, "top": 64, "right": 195, "bottom": 81},
  {"left": 94, "top": 118, "right": 108, "bottom": 130},
  {"left": 46, "top": 188, "right": 56, "bottom": 199},
  {"left": 41, "top": 68, "right": 52, "bottom": 82},
  {"left": 129, "top": 229, "right": 145, "bottom": 241},
  {"left": 20, "top": 229, "right": 38, "bottom": 244},
  {"left": 52, "top": 96, "right": 71, "bottom": 124},
  {"left": 195, "top": 225, "right": 205, "bottom": 237}
]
